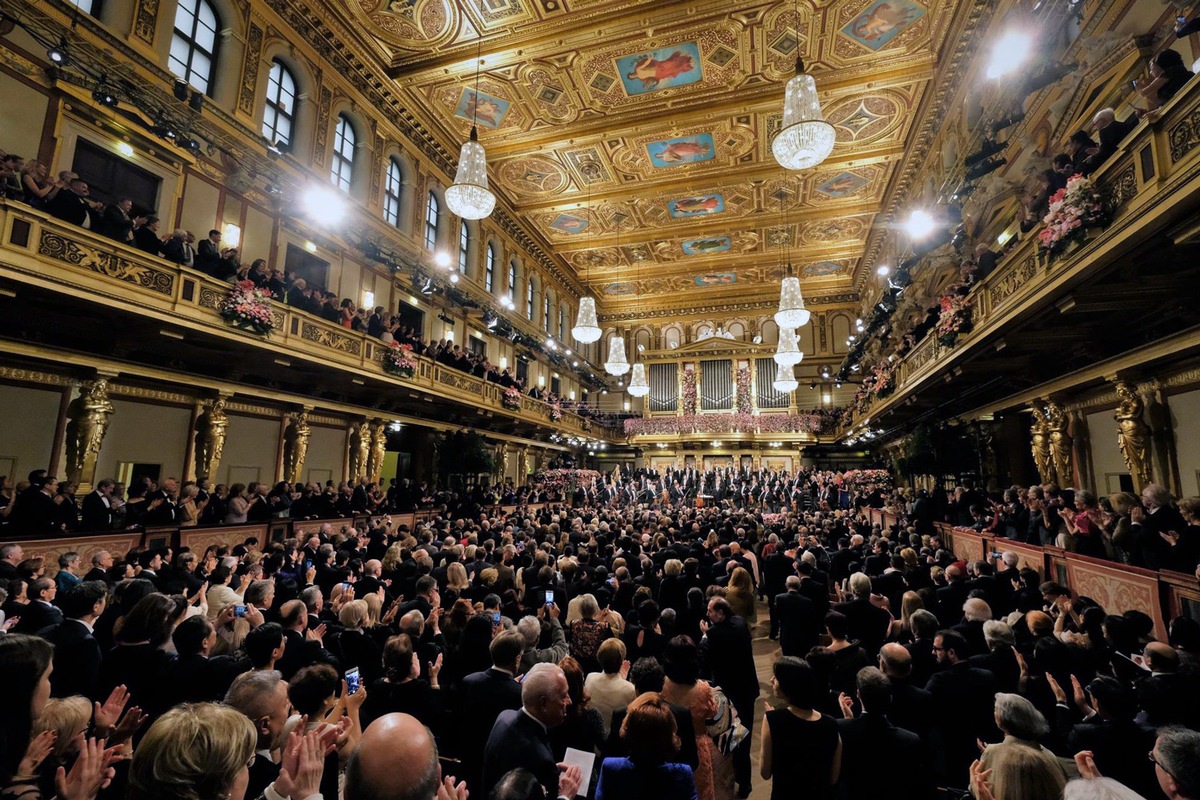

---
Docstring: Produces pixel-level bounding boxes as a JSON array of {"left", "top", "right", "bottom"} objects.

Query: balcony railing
[
  {"left": 0, "top": 202, "right": 618, "bottom": 440},
  {"left": 846, "top": 77, "right": 1200, "bottom": 427}
]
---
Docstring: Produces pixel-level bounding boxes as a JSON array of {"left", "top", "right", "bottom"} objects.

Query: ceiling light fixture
[
  {"left": 627, "top": 362, "right": 650, "bottom": 398},
  {"left": 571, "top": 163, "right": 602, "bottom": 343},
  {"left": 773, "top": 362, "right": 798, "bottom": 393},
  {"left": 774, "top": 178, "right": 810, "bottom": 328},
  {"left": 604, "top": 333, "right": 630, "bottom": 376},
  {"left": 771, "top": 0, "right": 834, "bottom": 170},
  {"left": 774, "top": 326, "right": 803, "bottom": 366},
  {"left": 445, "top": 18, "right": 495, "bottom": 220}
]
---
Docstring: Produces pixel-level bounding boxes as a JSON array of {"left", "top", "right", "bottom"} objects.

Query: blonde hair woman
[
  {"left": 888, "top": 591, "right": 924, "bottom": 642},
  {"left": 725, "top": 567, "right": 757, "bottom": 624},
  {"left": 129, "top": 703, "right": 258, "bottom": 800}
]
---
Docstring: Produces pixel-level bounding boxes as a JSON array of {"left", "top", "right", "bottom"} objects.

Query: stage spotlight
[
  {"left": 434, "top": 252, "right": 452, "bottom": 268},
  {"left": 990, "top": 113, "right": 1024, "bottom": 134},
  {"left": 876, "top": 264, "right": 891, "bottom": 276},
  {"left": 179, "top": 137, "right": 201, "bottom": 154},
  {"left": 173, "top": 79, "right": 189, "bottom": 101},
  {"left": 47, "top": 38, "right": 68, "bottom": 65},
  {"left": 449, "top": 273, "right": 459, "bottom": 284},
  {"left": 302, "top": 185, "right": 347, "bottom": 225},
  {"left": 966, "top": 157, "right": 1007, "bottom": 182},
  {"left": 905, "top": 209, "right": 935, "bottom": 240},
  {"left": 188, "top": 91, "right": 204, "bottom": 112},
  {"left": 964, "top": 139, "right": 1007, "bottom": 168},
  {"left": 986, "top": 30, "right": 1032, "bottom": 79},
  {"left": 92, "top": 78, "right": 117, "bottom": 107}
]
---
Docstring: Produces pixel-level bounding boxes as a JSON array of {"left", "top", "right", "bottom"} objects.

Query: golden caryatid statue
[
  {"left": 366, "top": 419, "right": 387, "bottom": 484},
  {"left": 1029, "top": 404, "right": 1055, "bottom": 485},
  {"left": 283, "top": 411, "right": 311, "bottom": 484},
  {"left": 64, "top": 379, "right": 115, "bottom": 485},
  {"left": 193, "top": 397, "right": 229, "bottom": 481},
  {"left": 348, "top": 420, "right": 370, "bottom": 481},
  {"left": 1114, "top": 381, "right": 1152, "bottom": 490},
  {"left": 1045, "top": 400, "right": 1074, "bottom": 488}
]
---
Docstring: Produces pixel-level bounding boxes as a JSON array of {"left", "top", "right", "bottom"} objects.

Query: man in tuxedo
[
  {"left": 1062, "top": 676, "right": 1158, "bottom": 798},
  {"left": 935, "top": 565, "right": 971, "bottom": 627},
  {"left": 833, "top": 572, "right": 891, "bottom": 657},
  {"left": 224, "top": 671, "right": 291, "bottom": 798},
  {"left": 44, "top": 179, "right": 100, "bottom": 228},
  {"left": 81, "top": 478, "right": 116, "bottom": 530},
  {"left": 16, "top": 577, "right": 63, "bottom": 633},
  {"left": 700, "top": 596, "right": 758, "bottom": 798},
  {"left": 837, "top": 668, "right": 932, "bottom": 800},
  {"left": 774, "top": 576, "right": 818, "bottom": 657},
  {"left": 195, "top": 228, "right": 223, "bottom": 274},
  {"left": 925, "top": 630, "right": 998, "bottom": 785},
  {"left": 481, "top": 662, "right": 581, "bottom": 800},
  {"left": 161, "top": 228, "right": 193, "bottom": 266},
  {"left": 83, "top": 550, "right": 114, "bottom": 583},
  {"left": 762, "top": 540, "right": 794, "bottom": 639},
  {"left": 968, "top": 621, "right": 1021, "bottom": 693},
  {"left": 40, "top": 580, "right": 106, "bottom": 698},
  {"left": 100, "top": 197, "right": 136, "bottom": 244},
  {"left": 460, "top": 631, "right": 525, "bottom": 790},
  {"left": 879, "top": 643, "right": 933, "bottom": 739},
  {"left": 132, "top": 216, "right": 163, "bottom": 256},
  {"left": 143, "top": 477, "right": 180, "bottom": 526},
  {"left": 796, "top": 559, "right": 829, "bottom": 618},
  {"left": 0, "top": 543, "right": 24, "bottom": 582}
]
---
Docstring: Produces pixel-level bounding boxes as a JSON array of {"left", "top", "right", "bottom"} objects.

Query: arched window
[
  {"left": 558, "top": 305, "right": 566, "bottom": 340},
  {"left": 485, "top": 243, "right": 496, "bottom": 293},
  {"left": 384, "top": 159, "right": 404, "bottom": 228},
  {"left": 458, "top": 223, "right": 469, "bottom": 275},
  {"left": 169, "top": 0, "right": 220, "bottom": 96},
  {"left": 508, "top": 260, "right": 517, "bottom": 302},
  {"left": 262, "top": 59, "right": 296, "bottom": 148},
  {"left": 543, "top": 294, "right": 550, "bottom": 332},
  {"left": 424, "top": 191, "right": 440, "bottom": 251},
  {"left": 67, "top": 0, "right": 100, "bottom": 17},
  {"left": 331, "top": 115, "right": 356, "bottom": 192},
  {"left": 526, "top": 279, "right": 535, "bottom": 321}
]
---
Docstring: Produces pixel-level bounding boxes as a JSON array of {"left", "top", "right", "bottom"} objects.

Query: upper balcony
[
  {"left": 843, "top": 77, "right": 1200, "bottom": 435},
  {"left": 0, "top": 201, "right": 621, "bottom": 443}
]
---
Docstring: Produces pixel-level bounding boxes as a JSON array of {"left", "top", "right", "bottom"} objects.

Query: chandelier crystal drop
[
  {"left": 773, "top": 362, "right": 799, "bottom": 393},
  {"left": 571, "top": 296, "right": 602, "bottom": 343},
  {"left": 445, "top": 128, "right": 496, "bottom": 220},
  {"left": 774, "top": 327, "right": 803, "bottom": 367},
  {"left": 604, "top": 336, "right": 630, "bottom": 376},
  {"left": 772, "top": 60, "right": 835, "bottom": 171},
  {"left": 627, "top": 362, "right": 650, "bottom": 398},
  {"left": 775, "top": 272, "right": 811, "bottom": 328}
]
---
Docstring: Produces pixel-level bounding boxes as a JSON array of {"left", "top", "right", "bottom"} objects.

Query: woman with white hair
[{"left": 971, "top": 693, "right": 1072, "bottom": 796}]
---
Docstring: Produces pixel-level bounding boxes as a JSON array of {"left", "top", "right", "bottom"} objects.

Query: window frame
[
  {"left": 424, "top": 191, "right": 440, "bottom": 251},
  {"left": 262, "top": 58, "right": 297, "bottom": 148},
  {"left": 384, "top": 158, "right": 404, "bottom": 228},
  {"left": 458, "top": 223, "right": 469, "bottom": 275},
  {"left": 330, "top": 114, "right": 356, "bottom": 193},
  {"left": 526, "top": 279, "right": 535, "bottom": 320},
  {"left": 485, "top": 243, "right": 496, "bottom": 293},
  {"left": 507, "top": 261, "right": 517, "bottom": 302},
  {"left": 169, "top": 0, "right": 221, "bottom": 96}
]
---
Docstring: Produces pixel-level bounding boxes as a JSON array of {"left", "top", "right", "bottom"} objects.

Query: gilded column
[
  {"left": 1029, "top": 403, "right": 1055, "bottom": 485},
  {"left": 347, "top": 420, "right": 369, "bottom": 482},
  {"left": 1045, "top": 400, "right": 1074, "bottom": 489},
  {"left": 1070, "top": 410, "right": 1094, "bottom": 495},
  {"left": 497, "top": 442, "right": 510, "bottom": 484},
  {"left": 366, "top": 419, "right": 387, "bottom": 484},
  {"left": 193, "top": 396, "right": 229, "bottom": 483},
  {"left": 1144, "top": 382, "right": 1182, "bottom": 497},
  {"left": 517, "top": 447, "right": 529, "bottom": 483},
  {"left": 1113, "top": 380, "right": 1152, "bottom": 491},
  {"left": 283, "top": 410, "right": 312, "bottom": 484},
  {"left": 64, "top": 378, "right": 115, "bottom": 492}
]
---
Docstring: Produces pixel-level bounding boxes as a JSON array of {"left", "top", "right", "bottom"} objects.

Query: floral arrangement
[
  {"left": 549, "top": 403, "right": 563, "bottom": 422},
  {"left": 840, "top": 469, "right": 892, "bottom": 493},
  {"left": 681, "top": 369, "right": 698, "bottom": 416},
  {"left": 502, "top": 387, "right": 523, "bottom": 410},
  {"left": 623, "top": 413, "right": 823, "bottom": 437},
  {"left": 735, "top": 366, "right": 752, "bottom": 415},
  {"left": 1038, "top": 174, "right": 1108, "bottom": 255},
  {"left": 532, "top": 469, "right": 602, "bottom": 493},
  {"left": 220, "top": 280, "right": 275, "bottom": 335},
  {"left": 382, "top": 342, "right": 416, "bottom": 378},
  {"left": 869, "top": 360, "right": 897, "bottom": 398},
  {"left": 936, "top": 294, "right": 973, "bottom": 347}
]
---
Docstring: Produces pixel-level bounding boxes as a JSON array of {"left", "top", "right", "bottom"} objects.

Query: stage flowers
[{"left": 220, "top": 280, "right": 275, "bottom": 335}]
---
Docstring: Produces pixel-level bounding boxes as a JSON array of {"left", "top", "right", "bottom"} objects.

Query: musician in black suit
[
  {"left": 481, "top": 662, "right": 576, "bottom": 800},
  {"left": 80, "top": 478, "right": 117, "bottom": 530},
  {"left": 774, "top": 576, "right": 819, "bottom": 657},
  {"left": 40, "top": 580, "right": 107, "bottom": 699},
  {"left": 459, "top": 631, "right": 525, "bottom": 790},
  {"left": 16, "top": 577, "right": 63, "bottom": 633}
]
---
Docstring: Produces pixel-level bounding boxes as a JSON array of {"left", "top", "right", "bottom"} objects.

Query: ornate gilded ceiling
[{"left": 331, "top": 0, "right": 977, "bottom": 311}]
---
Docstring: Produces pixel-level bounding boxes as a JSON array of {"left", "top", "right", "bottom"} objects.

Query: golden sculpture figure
[
  {"left": 65, "top": 379, "right": 115, "bottom": 484},
  {"left": 367, "top": 419, "right": 387, "bottom": 484},
  {"left": 194, "top": 398, "right": 229, "bottom": 481},
  {"left": 1029, "top": 404, "right": 1055, "bottom": 485},
  {"left": 283, "top": 411, "right": 311, "bottom": 484},
  {"left": 1045, "top": 400, "right": 1074, "bottom": 489},
  {"left": 348, "top": 420, "right": 369, "bottom": 480},
  {"left": 1114, "top": 381, "right": 1152, "bottom": 489}
]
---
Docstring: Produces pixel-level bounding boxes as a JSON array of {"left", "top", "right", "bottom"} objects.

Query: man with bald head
[
  {"left": 1137, "top": 641, "right": 1200, "bottom": 729},
  {"left": 481, "top": 662, "right": 581, "bottom": 800},
  {"left": 879, "top": 642, "right": 932, "bottom": 739},
  {"left": 346, "top": 712, "right": 465, "bottom": 800}
]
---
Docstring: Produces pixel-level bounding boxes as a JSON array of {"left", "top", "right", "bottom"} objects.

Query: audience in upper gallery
[{"left": 0, "top": 467, "right": 1199, "bottom": 800}]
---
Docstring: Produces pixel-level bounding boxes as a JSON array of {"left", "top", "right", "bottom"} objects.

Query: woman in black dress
[{"left": 759, "top": 656, "right": 841, "bottom": 800}]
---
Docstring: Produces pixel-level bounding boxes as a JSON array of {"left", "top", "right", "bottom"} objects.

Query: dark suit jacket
[
  {"left": 887, "top": 679, "right": 933, "bottom": 738},
  {"left": 16, "top": 600, "right": 63, "bottom": 634},
  {"left": 968, "top": 648, "right": 1020, "bottom": 693},
  {"left": 459, "top": 668, "right": 523, "bottom": 785},
  {"left": 604, "top": 703, "right": 698, "bottom": 769},
  {"left": 41, "top": 618, "right": 102, "bottom": 699},
  {"left": 44, "top": 190, "right": 94, "bottom": 227},
  {"left": 482, "top": 709, "right": 558, "bottom": 799},
  {"left": 774, "top": 590, "right": 818, "bottom": 657},
  {"left": 700, "top": 616, "right": 759, "bottom": 705},
  {"left": 836, "top": 713, "right": 932, "bottom": 800},
  {"left": 832, "top": 597, "right": 891, "bottom": 656},
  {"left": 101, "top": 205, "right": 134, "bottom": 243},
  {"left": 196, "top": 238, "right": 221, "bottom": 272},
  {"left": 1066, "top": 719, "right": 1157, "bottom": 799},
  {"left": 934, "top": 583, "right": 970, "bottom": 627},
  {"left": 925, "top": 661, "right": 999, "bottom": 782},
  {"left": 951, "top": 620, "right": 987, "bottom": 657},
  {"left": 80, "top": 492, "right": 114, "bottom": 530}
]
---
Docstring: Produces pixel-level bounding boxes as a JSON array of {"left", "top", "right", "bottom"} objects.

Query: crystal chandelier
[
  {"left": 627, "top": 362, "right": 650, "bottom": 398},
  {"left": 571, "top": 296, "right": 601, "bottom": 343},
  {"left": 775, "top": 267, "right": 810, "bottom": 328},
  {"left": 774, "top": 326, "right": 803, "bottom": 366},
  {"left": 773, "top": 362, "right": 798, "bottom": 393},
  {"left": 446, "top": 34, "right": 495, "bottom": 220},
  {"left": 772, "top": 57, "right": 835, "bottom": 171},
  {"left": 604, "top": 335, "right": 630, "bottom": 376}
]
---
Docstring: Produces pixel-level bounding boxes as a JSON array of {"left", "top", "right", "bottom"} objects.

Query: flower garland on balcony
[
  {"left": 936, "top": 294, "right": 974, "bottom": 347},
  {"left": 549, "top": 402, "right": 563, "bottom": 422},
  {"left": 533, "top": 468, "right": 602, "bottom": 493},
  {"left": 841, "top": 468, "right": 891, "bottom": 492},
  {"left": 502, "top": 387, "right": 523, "bottom": 410},
  {"left": 1038, "top": 174, "right": 1108, "bottom": 255},
  {"left": 681, "top": 369, "right": 698, "bottom": 416},
  {"left": 382, "top": 342, "right": 417, "bottom": 378},
  {"left": 623, "top": 413, "right": 823, "bottom": 436},
  {"left": 870, "top": 360, "right": 897, "bottom": 398},
  {"left": 735, "top": 366, "right": 752, "bottom": 414},
  {"left": 220, "top": 280, "right": 275, "bottom": 336}
]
